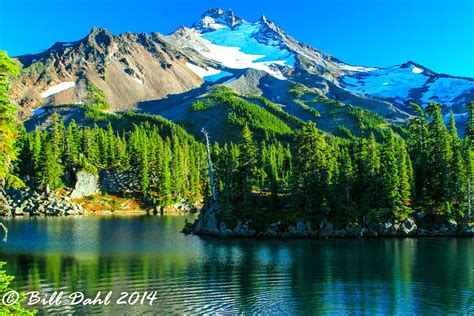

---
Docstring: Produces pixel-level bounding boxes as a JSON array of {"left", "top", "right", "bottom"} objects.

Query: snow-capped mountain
[
  {"left": 11, "top": 8, "right": 474, "bottom": 125},
  {"left": 340, "top": 61, "right": 474, "bottom": 113}
]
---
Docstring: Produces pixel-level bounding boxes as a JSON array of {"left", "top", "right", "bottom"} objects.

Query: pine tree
[
  {"left": 141, "top": 136, "right": 150, "bottom": 197},
  {"left": 380, "top": 130, "right": 401, "bottom": 210},
  {"left": 448, "top": 112, "right": 466, "bottom": 213},
  {"left": 65, "top": 119, "right": 80, "bottom": 167},
  {"left": 426, "top": 103, "right": 452, "bottom": 213},
  {"left": 160, "top": 138, "right": 172, "bottom": 206},
  {"left": 336, "top": 146, "right": 355, "bottom": 220},
  {"left": 397, "top": 137, "right": 412, "bottom": 210},
  {"left": 466, "top": 101, "right": 474, "bottom": 140},
  {"left": 407, "top": 111, "right": 429, "bottom": 205},
  {"left": 30, "top": 128, "right": 42, "bottom": 174},
  {"left": 39, "top": 139, "right": 64, "bottom": 190},
  {"left": 238, "top": 125, "right": 258, "bottom": 203},
  {"left": 0, "top": 51, "right": 20, "bottom": 185},
  {"left": 294, "top": 121, "right": 330, "bottom": 214},
  {"left": 356, "top": 133, "right": 381, "bottom": 221},
  {"left": 106, "top": 123, "right": 116, "bottom": 167}
]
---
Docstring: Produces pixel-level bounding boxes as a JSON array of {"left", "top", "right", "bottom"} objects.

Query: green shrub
[{"left": 0, "top": 262, "right": 36, "bottom": 315}]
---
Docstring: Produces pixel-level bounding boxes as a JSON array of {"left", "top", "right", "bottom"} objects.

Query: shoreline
[
  {"left": 183, "top": 205, "right": 474, "bottom": 238},
  {"left": 0, "top": 187, "right": 199, "bottom": 218}
]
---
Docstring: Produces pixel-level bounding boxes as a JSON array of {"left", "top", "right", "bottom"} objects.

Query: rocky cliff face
[{"left": 70, "top": 170, "right": 99, "bottom": 198}]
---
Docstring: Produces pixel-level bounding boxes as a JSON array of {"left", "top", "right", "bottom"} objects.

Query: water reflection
[{"left": 1, "top": 216, "right": 473, "bottom": 314}]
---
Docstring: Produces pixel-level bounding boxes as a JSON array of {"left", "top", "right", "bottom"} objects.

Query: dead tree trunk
[
  {"left": 0, "top": 223, "right": 7, "bottom": 243},
  {"left": 467, "top": 177, "right": 471, "bottom": 222},
  {"left": 202, "top": 129, "right": 217, "bottom": 202}
]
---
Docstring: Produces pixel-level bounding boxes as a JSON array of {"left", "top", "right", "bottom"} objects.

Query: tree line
[
  {"left": 18, "top": 114, "right": 207, "bottom": 207},
  {"left": 210, "top": 102, "right": 474, "bottom": 225}
]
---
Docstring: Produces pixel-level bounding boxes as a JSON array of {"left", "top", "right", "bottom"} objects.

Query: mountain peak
[
  {"left": 84, "top": 26, "right": 113, "bottom": 47},
  {"left": 193, "top": 8, "right": 244, "bottom": 31}
]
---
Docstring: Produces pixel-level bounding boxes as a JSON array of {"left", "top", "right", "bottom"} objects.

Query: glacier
[{"left": 190, "top": 20, "right": 295, "bottom": 80}]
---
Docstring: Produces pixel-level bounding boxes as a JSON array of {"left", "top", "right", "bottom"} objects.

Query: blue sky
[{"left": 0, "top": 0, "right": 473, "bottom": 77}]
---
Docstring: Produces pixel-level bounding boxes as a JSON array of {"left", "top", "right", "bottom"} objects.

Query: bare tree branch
[
  {"left": 0, "top": 223, "right": 8, "bottom": 243},
  {"left": 201, "top": 128, "right": 217, "bottom": 202}
]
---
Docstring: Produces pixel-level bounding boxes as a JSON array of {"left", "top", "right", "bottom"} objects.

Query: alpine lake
[{"left": 1, "top": 215, "right": 473, "bottom": 314}]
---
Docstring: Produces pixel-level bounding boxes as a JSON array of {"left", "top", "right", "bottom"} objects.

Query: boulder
[
  {"left": 296, "top": 221, "right": 307, "bottom": 233},
  {"left": 400, "top": 218, "right": 417, "bottom": 236},
  {"left": 319, "top": 218, "right": 335, "bottom": 237},
  {"left": 379, "top": 221, "right": 398, "bottom": 236},
  {"left": 459, "top": 224, "right": 474, "bottom": 236},
  {"left": 446, "top": 219, "right": 457, "bottom": 232},
  {"left": 198, "top": 207, "right": 219, "bottom": 235},
  {"left": 265, "top": 227, "right": 278, "bottom": 237},
  {"left": 71, "top": 171, "right": 99, "bottom": 199},
  {"left": 14, "top": 207, "right": 24, "bottom": 216},
  {"left": 345, "top": 224, "right": 363, "bottom": 237},
  {"left": 219, "top": 222, "right": 233, "bottom": 236}
]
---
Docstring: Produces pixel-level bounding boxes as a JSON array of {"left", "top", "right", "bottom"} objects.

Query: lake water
[{"left": 1, "top": 216, "right": 473, "bottom": 314}]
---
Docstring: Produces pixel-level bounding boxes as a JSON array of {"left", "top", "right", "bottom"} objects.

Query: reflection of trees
[{"left": 3, "top": 218, "right": 474, "bottom": 314}]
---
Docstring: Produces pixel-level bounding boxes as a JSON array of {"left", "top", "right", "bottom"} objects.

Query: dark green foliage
[
  {"left": 209, "top": 100, "right": 473, "bottom": 227},
  {"left": 288, "top": 83, "right": 319, "bottom": 99},
  {"left": 245, "top": 95, "right": 305, "bottom": 128},
  {"left": 0, "top": 51, "right": 20, "bottom": 184},
  {"left": 190, "top": 86, "right": 293, "bottom": 137},
  {"left": 19, "top": 116, "right": 207, "bottom": 207},
  {"left": 294, "top": 99, "right": 321, "bottom": 118},
  {"left": 466, "top": 101, "right": 474, "bottom": 140},
  {"left": 0, "top": 262, "right": 36, "bottom": 315}
]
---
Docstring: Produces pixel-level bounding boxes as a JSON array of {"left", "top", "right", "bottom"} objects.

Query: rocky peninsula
[{"left": 183, "top": 204, "right": 474, "bottom": 238}]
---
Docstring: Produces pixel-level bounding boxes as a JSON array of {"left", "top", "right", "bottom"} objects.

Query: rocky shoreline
[
  {"left": 0, "top": 187, "right": 198, "bottom": 217},
  {"left": 1, "top": 187, "right": 85, "bottom": 217},
  {"left": 183, "top": 205, "right": 474, "bottom": 238}
]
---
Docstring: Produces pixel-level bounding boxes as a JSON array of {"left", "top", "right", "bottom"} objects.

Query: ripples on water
[{"left": 1, "top": 216, "right": 473, "bottom": 314}]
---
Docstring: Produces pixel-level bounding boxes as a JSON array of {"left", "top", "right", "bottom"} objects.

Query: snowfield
[
  {"left": 40, "top": 82, "right": 76, "bottom": 98},
  {"left": 342, "top": 65, "right": 429, "bottom": 100},
  {"left": 186, "top": 62, "right": 232, "bottom": 82},
  {"left": 341, "top": 64, "right": 474, "bottom": 107},
  {"left": 189, "top": 21, "right": 295, "bottom": 80}
]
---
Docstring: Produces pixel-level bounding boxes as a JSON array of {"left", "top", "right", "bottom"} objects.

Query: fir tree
[
  {"left": 0, "top": 51, "right": 20, "bottom": 185},
  {"left": 237, "top": 125, "right": 257, "bottom": 203}
]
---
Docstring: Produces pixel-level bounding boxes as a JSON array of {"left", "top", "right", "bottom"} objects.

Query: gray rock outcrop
[{"left": 71, "top": 170, "right": 99, "bottom": 198}]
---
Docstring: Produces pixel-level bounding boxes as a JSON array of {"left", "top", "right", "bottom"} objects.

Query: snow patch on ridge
[
  {"left": 199, "top": 16, "right": 225, "bottom": 30},
  {"left": 133, "top": 77, "right": 144, "bottom": 85},
  {"left": 339, "top": 64, "right": 377, "bottom": 73},
  {"left": 40, "top": 82, "right": 76, "bottom": 98},
  {"left": 186, "top": 62, "right": 232, "bottom": 82},
  {"left": 412, "top": 66, "right": 423, "bottom": 74}
]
